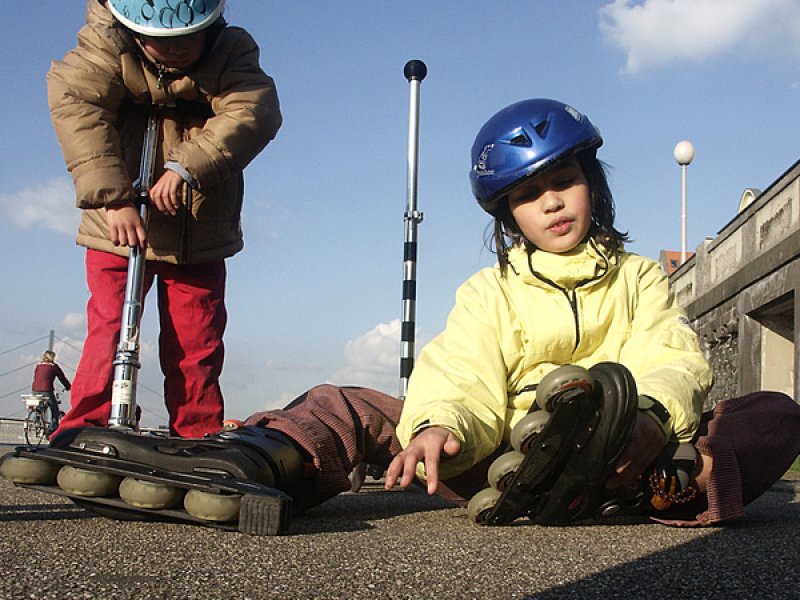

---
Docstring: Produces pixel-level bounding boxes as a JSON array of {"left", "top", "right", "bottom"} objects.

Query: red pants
[{"left": 56, "top": 249, "right": 227, "bottom": 438}]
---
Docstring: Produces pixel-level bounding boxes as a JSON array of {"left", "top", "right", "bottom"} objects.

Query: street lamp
[{"left": 673, "top": 140, "right": 695, "bottom": 263}]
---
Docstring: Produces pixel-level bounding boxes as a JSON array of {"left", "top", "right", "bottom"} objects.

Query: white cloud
[
  {"left": 61, "top": 312, "right": 85, "bottom": 334},
  {"left": 328, "top": 319, "right": 405, "bottom": 395},
  {"left": 599, "top": 0, "right": 800, "bottom": 73},
  {"left": 0, "top": 177, "right": 78, "bottom": 235}
]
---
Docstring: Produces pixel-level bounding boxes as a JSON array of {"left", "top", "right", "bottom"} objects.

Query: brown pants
[{"left": 244, "top": 385, "right": 800, "bottom": 525}]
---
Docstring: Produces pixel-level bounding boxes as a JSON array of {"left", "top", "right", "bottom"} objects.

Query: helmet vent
[
  {"left": 533, "top": 119, "right": 549, "bottom": 138},
  {"left": 508, "top": 133, "right": 530, "bottom": 146}
]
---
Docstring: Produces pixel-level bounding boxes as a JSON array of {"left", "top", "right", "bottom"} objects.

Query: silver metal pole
[
  {"left": 109, "top": 109, "right": 160, "bottom": 429},
  {"left": 673, "top": 140, "right": 694, "bottom": 265},
  {"left": 399, "top": 60, "right": 427, "bottom": 400},
  {"left": 681, "top": 164, "right": 687, "bottom": 263}
]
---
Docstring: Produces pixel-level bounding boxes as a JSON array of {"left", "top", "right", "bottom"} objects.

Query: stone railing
[{"left": 670, "top": 159, "right": 800, "bottom": 407}]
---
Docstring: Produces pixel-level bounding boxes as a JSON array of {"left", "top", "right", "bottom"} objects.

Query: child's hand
[
  {"left": 149, "top": 170, "right": 184, "bottom": 216},
  {"left": 106, "top": 203, "right": 147, "bottom": 248},
  {"left": 384, "top": 426, "right": 461, "bottom": 495},
  {"left": 605, "top": 411, "right": 667, "bottom": 489}
]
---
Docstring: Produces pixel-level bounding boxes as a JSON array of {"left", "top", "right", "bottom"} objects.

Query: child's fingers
[
  {"left": 384, "top": 450, "right": 419, "bottom": 490},
  {"left": 399, "top": 452, "right": 420, "bottom": 489},
  {"left": 150, "top": 188, "right": 177, "bottom": 216},
  {"left": 135, "top": 222, "right": 148, "bottom": 247},
  {"left": 384, "top": 455, "right": 402, "bottom": 489},
  {"left": 442, "top": 433, "right": 462, "bottom": 458},
  {"left": 149, "top": 172, "right": 181, "bottom": 216},
  {"left": 423, "top": 446, "right": 441, "bottom": 495},
  {"left": 106, "top": 204, "right": 147, "bottom": 247}
]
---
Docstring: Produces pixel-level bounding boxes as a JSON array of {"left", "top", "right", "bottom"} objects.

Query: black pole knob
[{"left": 404, "top": 60, "right": 427, "bottom": 82}]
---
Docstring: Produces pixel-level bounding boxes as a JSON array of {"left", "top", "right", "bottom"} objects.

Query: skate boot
[
  {"left": 468, "top": 362, "right": 639, "bottom": 526},
  {"left": 0, "top": 425, "right": 306, "bottom": 535},
  {"left": 588, "top": 441, "right": 701, "bottom": 519}
]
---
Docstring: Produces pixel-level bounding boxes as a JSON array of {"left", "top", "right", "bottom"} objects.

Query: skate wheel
[
  {"left": 119, "top": 477, "right": 185, "bottom": 509},
  {"left": 536, "top": 365, "right": 594, "bottom": 412},
  {"left": 468, "top": 487, "right": 502, "bottom": 525},
  {"left": 510, "top": 411, "right": 551, "bottom": 453},
  {"left": 488, "top": 450, "right": 524, "bottom": 492},
  {"left": 184, "top": 489, "right": 241, "bottom": 522},
  {"left": 57, "top": 466, "right": 121, "bottom": 497},
  {"left": 0, "top": 455, "right": 60, "bottom": 484}
]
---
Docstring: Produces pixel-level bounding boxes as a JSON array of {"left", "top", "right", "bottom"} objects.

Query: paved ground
[{"left": 1, "top": 453, "right": 799, "bottom": 599}]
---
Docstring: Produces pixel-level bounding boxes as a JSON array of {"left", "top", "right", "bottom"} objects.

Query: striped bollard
[{"left": 399, "top": 60, "right": 427, "bottom": 399}]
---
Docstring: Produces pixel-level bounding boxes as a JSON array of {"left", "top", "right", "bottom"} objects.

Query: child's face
[
  {"left": 140, "top": 31, "right": 206, "bottom": 70},
  {"left": 507, "top": 157, "right": 592, "bottom": 254}
]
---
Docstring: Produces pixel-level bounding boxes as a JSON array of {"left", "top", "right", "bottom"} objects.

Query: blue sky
[{"left": 1, "top": 1, "right": 798, "bottom": 426}]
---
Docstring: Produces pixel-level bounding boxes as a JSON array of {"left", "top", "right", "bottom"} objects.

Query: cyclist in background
[{"left": 32, "top": 351, "right": 71, "bottom": 435}]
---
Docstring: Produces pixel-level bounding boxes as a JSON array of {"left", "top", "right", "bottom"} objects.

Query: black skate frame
[
  {"left": 484, "top": 386, "right": 601, "bottom": 525},
  {"left": 11, "top": 444, "right": 292, "bottom": 535},
  {"left": 484, "top": 362, "right": 639, "bottom": 526}
]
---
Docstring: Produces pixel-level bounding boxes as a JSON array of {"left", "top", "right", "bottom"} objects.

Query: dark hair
[{"left": 485, "top": 151, "right": 629, "bottom": 275}]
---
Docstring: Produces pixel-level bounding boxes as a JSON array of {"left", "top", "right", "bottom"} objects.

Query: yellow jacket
[{"left": 397, "top": 242, "right": 712, "bottom": 479}]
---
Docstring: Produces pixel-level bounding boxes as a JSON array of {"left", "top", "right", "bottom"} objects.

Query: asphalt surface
[{"left": 1, "top": 451, "right": 799, "bottom": 600}]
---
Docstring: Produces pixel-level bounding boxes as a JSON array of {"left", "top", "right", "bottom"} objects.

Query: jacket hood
[
  {"left": 86, "top": 0, "right": 134, "bottom": 53},
  {"left": 86, "top": 0, "right": 226, "bottom": 73},
  {"left": 87, "top": 0, "right": 113, "bottom": 28}
]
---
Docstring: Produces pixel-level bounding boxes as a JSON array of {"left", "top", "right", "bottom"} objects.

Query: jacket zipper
[
  {"left": 563, "top": 288, "right": 581, "bottom": 350},
  {"left": 179, "top": 182, "right": 192, "bottom": 264},
  {"left": 176, "top": 115, "right": 191, "bottom": 264},
  {"left": 537, "top": 280, "right": 582, "bottom": 352},
  {"left": 156, "top": 65, "right": 166, "bottom": 90},
  {"left": 526, "top": 251, "right": 607, "bottom": 353},
  {"left": 513, "top": 242, "right": 612, "bottom": 397}
]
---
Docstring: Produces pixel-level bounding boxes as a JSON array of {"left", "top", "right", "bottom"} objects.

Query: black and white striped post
[{"left": 399, "top": 60, "right": 427, "bottom": 400}]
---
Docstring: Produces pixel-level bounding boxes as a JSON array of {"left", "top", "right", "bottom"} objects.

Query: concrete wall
[
  {"left": 670, "top": 160, "right": 800, "bottom": 410},
  {"left": 0, "top": 419, "right": 26, "bottom": 445},
  {"left": 0, "top": 419, "right": 167, "bottom": 445}
]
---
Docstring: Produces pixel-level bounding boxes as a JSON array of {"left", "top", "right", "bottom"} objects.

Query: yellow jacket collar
[{"left": 508, "top": 242, "right": 615, "bottom": 289}]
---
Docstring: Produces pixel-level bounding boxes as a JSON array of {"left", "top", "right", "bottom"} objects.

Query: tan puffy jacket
[
  {"left": 47, "top": 0, "right": 282, "bottom": 264},
  {"left": 397, "top": 242, "right": 712, "bottom": 479}
]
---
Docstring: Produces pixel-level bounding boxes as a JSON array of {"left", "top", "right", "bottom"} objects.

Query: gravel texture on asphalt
[{"left": 1, "top": 470, "right": 799, "bottom": 599}]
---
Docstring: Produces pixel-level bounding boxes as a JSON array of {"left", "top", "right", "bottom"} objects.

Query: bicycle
[{"left": 21, "top": 391, "right": 63, "bottom": 446}]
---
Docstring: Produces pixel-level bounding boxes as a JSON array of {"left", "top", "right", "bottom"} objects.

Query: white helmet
[{"left": 108, "top": 0, "right": 224, "bottom": 37}]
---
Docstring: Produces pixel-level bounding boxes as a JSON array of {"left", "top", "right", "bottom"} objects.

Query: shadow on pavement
[
  {"left": 291, "top": 483, "right": 459, "bottom": 534},
  {"left": 0, "top": 478, "right": 457, "bottom": 534},
  {"left": 0, "top": 501, "right": 90, "bottom": 522},
  {"left": 522, "top": 490, "right": 800, "bottom": 599}
]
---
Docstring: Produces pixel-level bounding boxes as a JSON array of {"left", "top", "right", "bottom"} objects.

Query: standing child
[
  {"left": 15, "top": 98, "right": 799, "bottom": 531},
  {"left": 31, "top": 350, "right": 72, "bottom": 435},
  {"left": 48, "top": 0, "right": 282, "bottom": 438}
]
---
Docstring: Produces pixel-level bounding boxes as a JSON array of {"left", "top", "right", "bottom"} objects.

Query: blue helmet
[
  {"left": 470, "top": 99, "right": 602, "bottom": 215},
  {"left": 108, "top": 0, "right": 224, "bottom": 37}
]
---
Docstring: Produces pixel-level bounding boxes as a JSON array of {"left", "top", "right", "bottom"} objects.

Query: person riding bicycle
[{"left": 31, "top": 351, "right": 71, "bottom": 435}]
